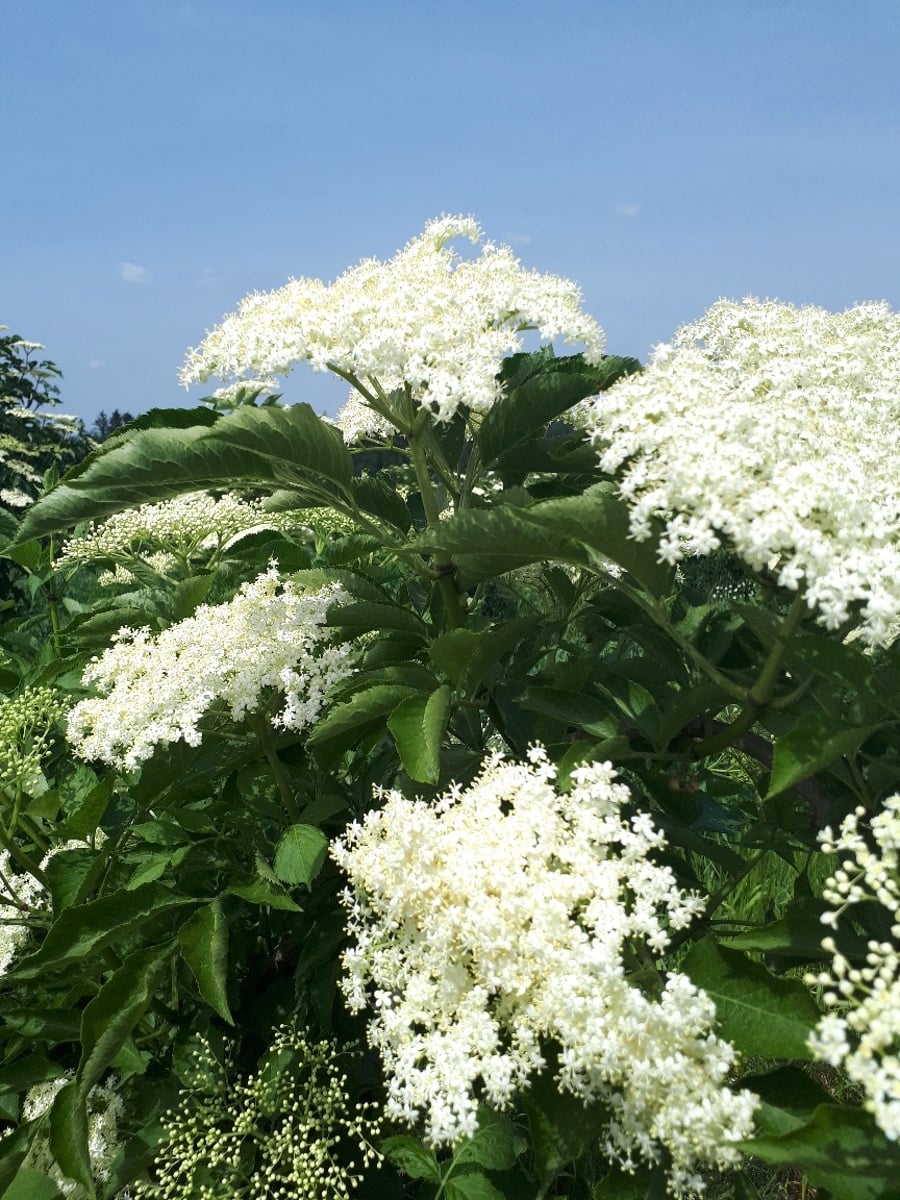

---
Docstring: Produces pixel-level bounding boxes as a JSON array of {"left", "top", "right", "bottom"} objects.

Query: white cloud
[
  {"left": 120, "top": 261, "right": 150, "bottom": 285},
  {"left": 613, "top": 203, "right": 640, "bottom": 220},
  {"left": 503, "top": 231, "right": 532, "bottom": 247},
  {"left": 88, "top": 358, "right": 106, "bottom": 370},
  {"left": 194, "top": 265, "right": 219, "bottom": 288}
]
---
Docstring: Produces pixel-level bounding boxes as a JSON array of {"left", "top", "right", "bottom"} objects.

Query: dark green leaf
[
  {"left": 16, "top": 405, "right": 353, "bottom": 542},
  {"left": 683, "top": 939, "right": 820, "bottom": 1060},
  {"left": 388, "top": 685, "right": 451, "bottom": 784},
  {"left": 738, "top": 1104, "right": 900, "bottom": 1200},
  {"left": 49, "top": 1083, "right": 94, "bottom": 1198},
  {"left": 273, "top": 824, "right": 329, "bottom": 888},
  {"left": 454, "top": 1107, "right": 526, "bottom": 1170},
  {"left": 416, "top": 484, "right": 672, "bottom": 595},
  {"left": 306, "top": 684, "right": 418, "bottom": 750},
  {"left": 479, "top": 356, "right": 639, "bottom": 466},
  {"left": 178, "top": 900, "right": 234, "bottom": 1024},
  {"left": 9, "top": 883, "right": 195, "bottom": 979},
  {"left": 227, "top": 879, "right": 303, "bottom": 911},
  {"left": 445, "top": 1173, "right": 506, "bottom": 1200},
  {"left": 767, "top": 713, "right": 876, "bottom": 799},
  {"left": 326, "top": 601, "right": 427, "bottom": 641},
  {"left": 76, "top": 941, "right": 174, "bottom": 1096},
  {"left": 380, "top": 1134, "right": 441, "bottom": 1182},
  {"left": 350, "top": 476, "right": 412, "bottom": 533},
  {"left": 518, "top": 687, "right": 619, "bottom": 739}
]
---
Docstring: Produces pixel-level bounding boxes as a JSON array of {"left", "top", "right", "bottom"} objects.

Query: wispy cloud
[
  {"left": 88, "top": 358, "right": 106, "bottom": 370},
  {"left": 503, "top": 231, "right": 532, "bottom": 247},
  {"left": 120, "top": 261, "right": 150, "bottom": 285},
  {"left": 194, "top": 265, "right": 220, "bottom": 288},
  {"left": 613, "top": 203, "right": 640, "bottom": 220}
]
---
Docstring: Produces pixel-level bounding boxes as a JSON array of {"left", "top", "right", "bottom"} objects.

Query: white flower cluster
[
  {"left": 0, "top": 851, "right": 45, "bottom": 973},
  {"left": 19, "top": 1073, "right": 125, "bottom": 1193},
  {"left": 334, "top": 749, "right": 756, "bottom": 1192},
  {"left": 135, "top": 1028, "right": 382, "bottom": 1200},
  {"left": 58, "top": 491, "right": 296, "bottom": 567},
  {"left": 67, "top": 567, "right": 354, "bottom": 770},
  {"left": 180, "top": 216, "right": 606, "bottom": 426},
  {"left": 807, "top": 796, "right": 900, "bottom": 1141},
  {"left": 580, "top": 299, "right": 900, "bottom": 645},
  {"left": 335, "top": 387, "right": 394, "bottom": 444}
]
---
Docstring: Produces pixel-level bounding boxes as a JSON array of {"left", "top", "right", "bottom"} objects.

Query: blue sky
[{"left": 4, "top": 0, "right": 899, "bottom": 424}]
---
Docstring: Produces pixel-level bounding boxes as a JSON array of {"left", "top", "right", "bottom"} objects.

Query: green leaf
[
  {"left": 523, "top": 1070, "right": 609, "bottom": 1189},
  {"left": 478, "top": 355, "right": 639, "bottom": 466},
  {"left": 445, "top": 1173, "right": 506, "bottom": 1200},
  {"left": 520, "top": 687, "right": 619, "bottom": 738},
  {"left": 2, "top": 1168, "right": 66, "bottom": 1200},
  {"left": 767, "top": 713, "right": 876, "bottom": 798},
  {"left": 380, "top": 1134, "right": 441, "bottom": 1182},
  {"left": 44, "top": 847, "right": 97, "bottom": 913},
  {"left": 306, "top": 684, "right": 418, "bottom": 753},
  {"left": 388, "top": 685, "right": 451, "bottom": 784},
  {"left": 227, "top": 879, "right": 303, "bottom": 911},
  {"left": 454, "top": 1107, "right": 526, "bottom": 1171},
  {"left": 9, "top": 883, "right": 195, "bottom": 979},
  {"left": 683, "top": 939, "right": 820, "bottom": 1060},
  {"left": 722, "top": 898, "right": 868, "bottom": 963},
  {"left": 349, "top": 475, "right": 412, "bottom": 533},
  {"left": 76, "top": 941, "right": 174, "bottom": 1097},
  {"left": 49, "top": 1082, "right": 94, "bottom": 1198},
  {"left": 593, "top": 1164, "right": 669, "bottom": 1199},
  {"left": 16, "top": 404, "right": 353, "bottom": 542},
  {"left": 178, "top": 900, "right": 234, "bottom": 1024},
  {"left": 326, "top": 600, "right": 427, "bottom": 641},
  {"left": 416, "top": 484, "right": 672, "bottom": 595},
  {"left": 738, "top": 1104, "right": 900, "bottom": 1200},
  {"left": 0, "top": 1120, "right": 42, "bottom": 1198},
  {"left": 0, "top": 1055, "right": 66, "bottom": 1094},
  {"left": 430, "top": 617, "right": 538, "bottom": 698},
  {"left": 273, "top": 824, "right": 329, "bottom": 888}
]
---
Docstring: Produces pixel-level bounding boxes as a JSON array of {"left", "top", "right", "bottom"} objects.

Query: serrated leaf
[
  {"left": 520, "top": 687, "right": 619, "bottom": 738},
  {"left": 479, "top": 356, "right": 639, "bottom": 466},
  {"left": 380, "top": 1134, "right": 441, "bottom": 1182},
  {"left": 416, "top": 484, "right": 672, "bottom": 595},
  {"left": 767, "top": 713, "right": 876, "bottom": 798},
  {"left": 738, "top": 1104, "right": 900, "bottom": 1200},
  {"left": 273, "top": 824, "right": 329, "bottom": 888},
  {"left": 454, "top": 1107, "right": 526, "bottom": 1170},
  {"left": 178, "top": 900, "right": 233, "bottom": 1023},
  {"left": 9, "top": 883, "right": 194, "bottom": 979},
  {"left": 49, "top": 1082, "right": 94, "bottom": 1197},
  {"left": 16, "top": 404, "right": 353, "bottom": 542},
  {"left": 445, "top": 1172, "right": 506, "bottom": 1200},
  {"left": 77, "top": 941, "right": 174, "bottom": 1097},
  {"left": 326, "top": 600, "right": 427, "bottom": 640},
  {"left": 350, "top": 475, "right": 412, "bottom": 533},
  {"left": 306, "top": 684, "right": 418, "bottom": 749},
  {"left": 683, "top": 939, "right": 820, "bottom": 1060},
  {"left": 227, "top": 879, "right": 303, "bottom": 911},
  {"left": 388, "top": 685, "right": 451, "bottom": 784}
]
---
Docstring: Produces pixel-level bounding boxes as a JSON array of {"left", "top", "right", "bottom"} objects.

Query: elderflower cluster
[
  {"left": 19, "top": 1073, "right": 125, "bottom": 1193},
  {"left": 0, "top": 685, "right": 68, "bottom": 798},
  {"left": 180, "top": 216, "right": 606, "bottom": 426},
  {"left": 580, "top": 299, "right": 900, "bottom": 645},
  {"left": 335, "top": 387, "right": 395, "bottom": 444},
  {"left": 135, "top": 1028, "right": 382, "bottom": 1200},
  {"left": 67, "top": 567, "right": 354, "bottom": 770},
  {"left": 806, "top": 796, "right": 900, "bottom": 1141},
  {"left": 58, "top": 491, "right": 296, "bottom": 566},
  {"left": 0, "top": 851, "right": 46, "bottom": 973},
  {"left": 334, "top": 749, "right": 756, "bottom": 1193}
]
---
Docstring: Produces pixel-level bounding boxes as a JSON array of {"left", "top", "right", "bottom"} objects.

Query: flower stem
[{"left": 408, "top": 421, "right": 465, "bottom": 630}]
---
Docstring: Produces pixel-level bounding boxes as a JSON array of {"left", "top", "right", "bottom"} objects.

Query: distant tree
[
  {"left": 0, "top": 326, "right": 92, "bottom": 522},
  {"left": 90, "top": 408, "right": 136, "bottom": 440}
]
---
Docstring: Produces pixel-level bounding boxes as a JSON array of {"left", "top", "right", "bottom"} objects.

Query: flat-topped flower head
[
  {"left": 334, "top": 749, "right": 756, "bottom": 1191},
  {"left": 580, "top": 298, "right": 900, "bottom": 646},
  {"left": 180, "top": 216, "right": 605, "bottom": 426},
  {"left": 67, "top": 567, "right": 354, "bottom": 770}
]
